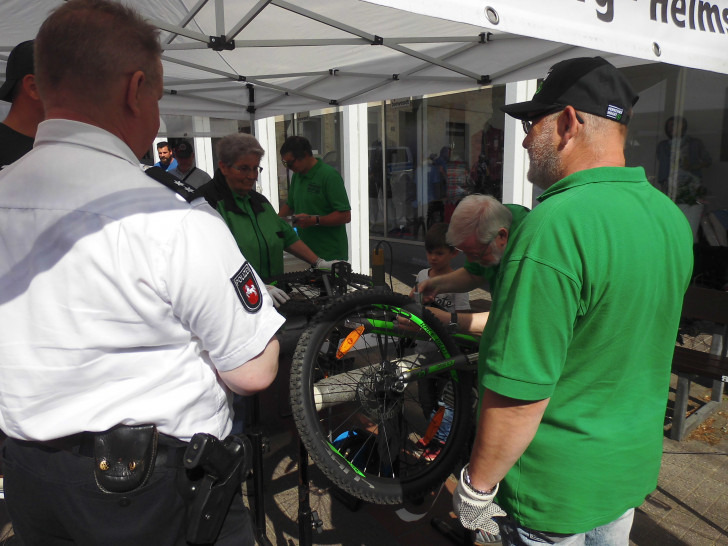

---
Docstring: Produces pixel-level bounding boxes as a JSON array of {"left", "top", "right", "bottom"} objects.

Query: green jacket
[{"left": 198, "top": 170, "right": 299, "bottom": 279}]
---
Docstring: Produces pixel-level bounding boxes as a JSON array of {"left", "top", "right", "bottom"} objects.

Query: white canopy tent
[
  {"left": 1, "top": 0, "right": 725, "bottom": 272},
  {"left": 0, "top": 0, "right": 695, "bottom": 121}
]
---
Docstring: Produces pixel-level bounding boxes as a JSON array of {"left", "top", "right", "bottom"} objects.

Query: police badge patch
[{"left": 231, "top": 262, "right": 263, "bottom": 312}]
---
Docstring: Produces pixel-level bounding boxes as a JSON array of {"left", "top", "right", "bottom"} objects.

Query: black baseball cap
[
  {"left": 501, "top": 56, "right": 639, "bottom": 125},
  {"left": 174, "top": 140, "right": 194, "bottom": 158},
  {"left": 0, "top": 40, "right": 35, "bottom": 103}
]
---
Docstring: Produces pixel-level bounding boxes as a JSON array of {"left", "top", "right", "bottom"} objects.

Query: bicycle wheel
[
  {"left": 267, "top": 267, "right": 376, "bottom": 319},
  {"left": 290, "top": 288, "right": 474, "bottom": 504}
]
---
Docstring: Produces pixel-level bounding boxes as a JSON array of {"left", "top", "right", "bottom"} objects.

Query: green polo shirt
[
  {"left": 463, "top": 203, "right": 530, "bottom": 290},
  {"left": 217, "top": 193, "right": 299, "bottom": 279},
  {"left": 286, "top": 159, "right": 351, "bottom": 260},
  {"left": 479, "top": 167, "right": 693, "bottom": 533}
]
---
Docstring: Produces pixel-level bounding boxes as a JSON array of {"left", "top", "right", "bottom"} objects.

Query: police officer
[{"left": 0, "top": 1, "right": 282, "bottom": 544}]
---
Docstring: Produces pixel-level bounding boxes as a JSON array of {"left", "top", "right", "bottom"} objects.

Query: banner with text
[{"left": 366, "top": 0, "right": 728, "bottom": 75}]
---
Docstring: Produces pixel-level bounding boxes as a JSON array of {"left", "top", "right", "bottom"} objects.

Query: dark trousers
[{"left": 2, "top": 437, "right": 254, "bottom": 546}]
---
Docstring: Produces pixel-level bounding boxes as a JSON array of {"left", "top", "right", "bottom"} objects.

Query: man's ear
[
  {"left": 495, "top": 227, "right": 509, "bottom": 250},
  {"left": 557, "top": 106, "right": 582, "bottom": 144},
  {"left": 126, "top": 70, "right": 146, "bottom": 116},
  {"left": 22, "top": 74, "right": 41, "bottom": 101}
]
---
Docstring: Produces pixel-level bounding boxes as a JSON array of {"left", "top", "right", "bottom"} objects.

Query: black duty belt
[{"left": 18, "top": 431, "right": 187, "bottom": 468}]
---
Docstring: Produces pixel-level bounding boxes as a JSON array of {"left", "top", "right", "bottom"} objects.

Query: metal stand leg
[
  {"left": 248, "top": 430, "right": 272, "bottom": 546},
  {"left": 297, "top": 438, "right": 323, "bottom": 545},
  {"left": 245, "top": 394, "right": 272, "bottom": 546}
]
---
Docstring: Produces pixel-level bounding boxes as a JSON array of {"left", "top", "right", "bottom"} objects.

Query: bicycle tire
[
  {"left": 267, "top": 269, "right": 376, "bottom": 318},
  {"left": 290, "top": 288, "right": 473, "bottom": 504}
]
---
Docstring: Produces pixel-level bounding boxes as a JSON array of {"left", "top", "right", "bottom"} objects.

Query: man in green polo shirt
[
  {"left": 278, "top": 136, "right": 351, "bottom": 261},
  {"left": 453, "top": 57, "right": 694, "bottom": 544},
  {"left": 414, "top": 194, "right": 529, "bottom": 336}
]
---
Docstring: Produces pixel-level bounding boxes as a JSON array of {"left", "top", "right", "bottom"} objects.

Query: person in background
[
  {"left": 167, "top": 139, "right": 211, "bottom": 189},
  {"left": 0, "top": 1, "right": 282, "bottom": 543},
  {"left": 452, "top": 56, "right": 693, "bottom": 545},
  {"left": 278, "top": 135, "right": 351, "bottom": 261},
  {"left": 413, "top": 222, "right": 470, "bottom": 461},
  {"left": 154, "top": 140, "right": 177, "bottom": 171},
  {"left": 197, "top": 132, "right": 338, "bottom": 304},
  {"left": 0, "top": 40, "right": 44, "bottom": 170},
  {"left": 656, "top": 115, "right": 711, "bottom": 204}
]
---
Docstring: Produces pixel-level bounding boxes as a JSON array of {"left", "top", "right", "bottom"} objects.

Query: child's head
[{"left": 424, "top": 223, "right": 458, "bottom": 272}]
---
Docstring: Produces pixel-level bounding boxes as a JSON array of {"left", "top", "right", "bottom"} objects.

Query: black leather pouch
[{"left": 93, "top": 424, "right": 158, "bottom": 494}]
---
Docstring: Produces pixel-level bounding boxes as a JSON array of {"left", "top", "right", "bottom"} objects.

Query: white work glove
[
  {"left": 265, "top": 285, "right": 290, "bottom": 308},
  {"left": 314, "top": 258, "right": 341, "bottom": 270},
  {"left": 452, "top": 464, "right": 506, "bottom": 535}
]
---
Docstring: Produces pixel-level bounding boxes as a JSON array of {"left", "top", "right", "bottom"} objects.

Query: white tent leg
[
  {"left": 503, "top": 79, "right": 537, "bottom": 209},
  {"left": 256, "top": 116, "right": 279, "bottom": 209},
  {"left": 192, "top": 116, "right": 214, "bottom": 177},
  {"left": 343, "top": 103, "right": 369, "bottom": 275}
]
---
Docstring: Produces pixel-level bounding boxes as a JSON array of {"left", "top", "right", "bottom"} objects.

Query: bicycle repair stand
[
  {"left": 245, "top": 394, "right": 273, "bottom": 546},
  {"left": 297, "top": 439, "right": 324, "bottom": 546}
]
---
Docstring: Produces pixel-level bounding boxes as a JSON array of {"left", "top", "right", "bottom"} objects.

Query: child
[
  {"left": 415, "top": 223, "right": 470, "bottom": 460},
  {"left": 415, "top": 223, "right": 470, "bottom": 321}
]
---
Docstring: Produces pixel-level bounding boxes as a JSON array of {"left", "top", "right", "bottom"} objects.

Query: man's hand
[
  {"left": 293, "top": 213, "right": 316, "bottom": 228},
  {"left": 410, "top": 278, "right": 437, "bottom": 304},
  {"left": 314, "top": 258, "right": 340, "bottom": 270},
  {"left": 453, "top": 465, "right": 506, "bottom": 535},
  {"left": 265, "top": 285, "right": 290, "bottom": 308}
]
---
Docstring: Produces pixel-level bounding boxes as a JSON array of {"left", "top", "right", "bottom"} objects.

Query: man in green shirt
[
  {"left": 278, "top": 136, "right": 351, "bottom": 261},
  {"left": 415, "top": 194, "right": 529, "bottom": 336},
  {"left": 453, "top": 57, "right": 694, "bottom": 544}
]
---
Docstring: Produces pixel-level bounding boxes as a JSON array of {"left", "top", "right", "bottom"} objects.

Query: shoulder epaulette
[{"left": 144, "top": 166, "right": 197, "bottom": 203}]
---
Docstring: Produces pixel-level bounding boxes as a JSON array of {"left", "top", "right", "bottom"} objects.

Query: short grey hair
[
  {"left": 216, "top": 133, "right": 265, "bottom": 166},
  {"left": 446, "top": 194, "right": 513, "bottom": 247},
  {"left": 578, "top": 110, "right": 629, "bottom": 151}
]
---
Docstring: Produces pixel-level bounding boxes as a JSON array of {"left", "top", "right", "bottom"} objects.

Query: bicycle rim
[{"left": 290, "top": 289, "right": 473, "bottom": 504}]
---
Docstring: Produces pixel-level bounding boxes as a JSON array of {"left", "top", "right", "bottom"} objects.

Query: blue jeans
[{"left": 500, "top": 508, "right": 634, "bottom": 546}]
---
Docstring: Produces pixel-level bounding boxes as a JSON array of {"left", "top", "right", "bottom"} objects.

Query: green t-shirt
[
  {"left": 286, "top": 159, "right": 351, "bottom": 260},
  {"left": 217, "top": 192, "right": 299, "bottom": 279},
  {"left": 480, "top": 167, "right": 693, "bottom": 533},
  {"left": 463, "top": 203, "right": 530, "bottom": 290}
]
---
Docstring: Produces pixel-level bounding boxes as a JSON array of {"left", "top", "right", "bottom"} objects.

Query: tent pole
[{"left": 247, "top": 83, "right": 256, "bottom": 136}]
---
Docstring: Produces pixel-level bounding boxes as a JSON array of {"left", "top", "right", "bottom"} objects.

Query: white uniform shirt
[{"left": 0, "top": 119, "right": 284, "bottom": 442}]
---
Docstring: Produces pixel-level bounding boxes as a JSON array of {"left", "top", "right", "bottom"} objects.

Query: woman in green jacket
[{"left": 198, "top": 133, "right": 332, "bottom": 305}]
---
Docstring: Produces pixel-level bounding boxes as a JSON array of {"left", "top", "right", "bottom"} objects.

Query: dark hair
[
  {"left": 425, "top": 223, "right": 453, "bottom": 252},
  {"left": 280, "top": 136, "right": 313, "bottom": 159},
  {"left": 35, "top": 0, "right": 161, "bottom": 105},
  {"left": 156, "top": 141, "right": 170, "bottom": 151}
]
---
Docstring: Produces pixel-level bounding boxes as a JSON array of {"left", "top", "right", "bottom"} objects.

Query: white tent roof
[{"left": 1, "top": 0, "right": 722, "bottom": 120}]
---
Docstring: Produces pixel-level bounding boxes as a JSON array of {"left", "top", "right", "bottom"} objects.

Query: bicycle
[
  {"left": 289, "top": 287, "right": 481, "bottom": 505},
  {"left": 266, "top": 262, "right": 375, "bottom": 320}
]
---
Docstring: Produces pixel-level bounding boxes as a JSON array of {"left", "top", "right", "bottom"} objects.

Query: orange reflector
[{"left": 336, "top": 325, "right": 364, "bottom": 359}]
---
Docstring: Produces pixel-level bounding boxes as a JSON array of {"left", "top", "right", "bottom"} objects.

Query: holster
[
  {"left": 178, "top": 433, "right": 253, "bottom": 544},
  {"left": 93, "top": 424, "right": 158, "bottom": 494}
]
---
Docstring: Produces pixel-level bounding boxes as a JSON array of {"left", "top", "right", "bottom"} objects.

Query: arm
[
  {"left": 293, "top": 210, "right": 351, "bottom": 229},
  {"left": 413, "top": 267, "right": 484, "bottom": 301},
  {"left": 284, "top": 239, "right": 319, "bottom": 267},
  {"left": 466, "top": 389, "right": 549, "bottom": 492},
  {"left": 219, "top": 337, "right": 280, "bottom": 396},
  {"left": 427, "top": 308, "right": 490, "bottom": 336},
  {"left": 278, "top": 203, "right": 293, "bottom": 217}
]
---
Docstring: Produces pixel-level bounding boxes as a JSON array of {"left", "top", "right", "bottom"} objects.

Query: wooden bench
[{"left": 670, "top": 285, "right": 728, "bottom": 441}]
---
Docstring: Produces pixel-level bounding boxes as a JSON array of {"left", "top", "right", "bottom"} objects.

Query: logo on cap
[{"left": 606, "top": 105, "right": 624, "bottom": 121}]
